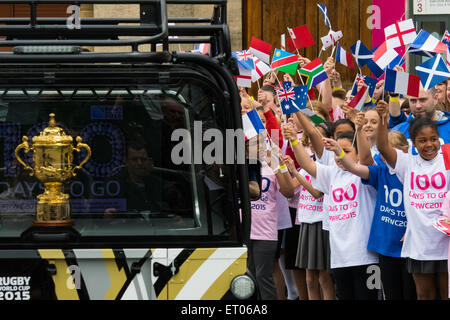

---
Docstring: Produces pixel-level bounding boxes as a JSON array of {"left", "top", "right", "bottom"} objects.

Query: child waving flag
[
  {"left": 283, "top": 120, "right": 379, "bottom": 300},
  {"left": 376, "top": 100, "right": 449, "bottom": 300}
]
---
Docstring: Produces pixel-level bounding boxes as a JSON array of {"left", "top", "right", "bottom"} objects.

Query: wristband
[
  {"left": 333, "top": 86, "right": 342, "bottom": 91},
  {"left": 372, "top": 98, "right": 377, "bottom": 104},
  {"left": 272, "top": 167, "right": 280, "bottom": 174},
  {"left": 338, "top": 150, "right": 345, "bottom": 159},
  {"left": 390, "top": 96, "right": 399, "bottom": 103},
  {"left": 291, "top": 139, "right": 299, "bottom": 146},
  {"left": 279, "top": 164, "right": 288, "bottom": 173}
]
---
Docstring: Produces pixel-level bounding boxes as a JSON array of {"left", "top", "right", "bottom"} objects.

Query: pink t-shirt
[{"left": 250, "top": 164, "right": 279, "bottom": 241}]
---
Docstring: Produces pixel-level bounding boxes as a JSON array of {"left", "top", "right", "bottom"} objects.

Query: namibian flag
[
  {"left": 298, "top": 58, "right": 328, "bottom": 90},
  {"left": 271, "top": 49, "right": 299, "bottom": 75}
]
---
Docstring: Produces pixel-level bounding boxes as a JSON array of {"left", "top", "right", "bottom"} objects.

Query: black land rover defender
[{"left": 0, "top": 0, "right": 259, "bottom": 301}]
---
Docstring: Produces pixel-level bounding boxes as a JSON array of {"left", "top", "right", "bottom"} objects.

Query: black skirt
[{"left": 295, "top": 221, "right": 331, "bottom": 271}]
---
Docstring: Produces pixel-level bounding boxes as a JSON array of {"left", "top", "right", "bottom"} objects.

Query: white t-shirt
[
  {"left": 393, "top": 150, "right": 450, "bottom": 261},
  {"left": 296, "top": 169, "right": 325, "bottom": 224},
  {"left": 312, "top": 162, "right": 378, "bottom": 269}
]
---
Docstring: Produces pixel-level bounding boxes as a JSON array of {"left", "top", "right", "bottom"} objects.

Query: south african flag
[{"left": 298, "top": 58, "right": 328, "bottom": 90}]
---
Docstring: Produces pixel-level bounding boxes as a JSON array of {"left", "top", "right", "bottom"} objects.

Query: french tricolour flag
[
  {"left": 410, "top": 29, "right": 448, "bottom": 54},
  {"left": 248, "top": 37, "right": 272, "bottom": 65},
  {"left": 193, "top": 43, "right": 210, "bottom": 55},
  {"left": 242, "top": 109, "right": 266, "bottom": 141},
  {"left": 384, "top": 68, "right": 420, "bottom": 98},
  {"left": 336, "top": 43, "right": 354, "bottom": 69}
]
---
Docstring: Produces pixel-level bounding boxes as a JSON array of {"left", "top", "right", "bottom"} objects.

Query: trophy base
[
  {"left": 36, "top": 183, "right": 72, "bottom": 227},
  {"left": 33, "top": 219, "right": 74, "bottom": 227}
]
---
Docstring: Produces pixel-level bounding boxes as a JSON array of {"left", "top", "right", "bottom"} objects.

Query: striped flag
[
  {"left": 193, "top": 43, "right": 210, "bottom": 55},
  {"left": 348, "top": 86, "right": 369, "bottom": 111},
  {"left": 234, "top": 67, "right": 252, "bottom": 88},
  {"left": 271, "top": 49, "right": 299, "bottom": 75},
  {"left": 372, "top": 41, "right": 401, "bottom": 70},
  {"left": 336, "top": 43, "right": 354, "bottom": 69},
  {"left": 409, "top": 30, "right": 448, "bottom": 55},
  {"left": 384, "top": 69, "right": 421, "bottom": 98},
  {"left": 298, "top": 58, "right": 328, "bottom": 90},
  {"left": 251, "top": 57, "right": 271, "bottom": 82},
  {"left": 249, "top": 37, "right": 272, "bottom": 65},
  {"left": 281, "top": 34, "right": 286, "bottom": 51},
  {"left": 242, "top": 109, "right": 265, "bottom": 141}
]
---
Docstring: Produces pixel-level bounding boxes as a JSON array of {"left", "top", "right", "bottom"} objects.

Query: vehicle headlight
[{"left": 230, "top": 275, "right": 255, "bottom": 300}]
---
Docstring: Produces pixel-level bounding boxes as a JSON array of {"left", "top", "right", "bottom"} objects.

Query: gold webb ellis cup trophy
[{"left": 14, "top": 113, "right": 91, "bottom": 227}]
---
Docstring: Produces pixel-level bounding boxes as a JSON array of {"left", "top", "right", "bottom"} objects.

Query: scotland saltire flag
[
  {"left": 232, "top": 50, "right": 255, "bottom": 70},
  {"left": 317, "top": 4, "right": 331, "bottom": 29},
  {"left": 277, "top": 82, "right": 308, "bottom": 115},
  {"left": 415, "top": 55, "right": 450, "bottom": 90},
  {"left": 351, "top": 41, "right": 374, "bottom": 68}
]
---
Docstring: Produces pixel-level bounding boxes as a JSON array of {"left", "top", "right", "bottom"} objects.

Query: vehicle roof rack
[{"left": 0, "top": 0, "right": 232, "bottom": 62}]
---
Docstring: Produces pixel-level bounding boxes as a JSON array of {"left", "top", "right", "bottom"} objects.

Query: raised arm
[
  {"left": 320, "top": 57, "right": 335, "bottom": 113},
  {"left": 376, "top": 100, "right": 397, "bottom": 168},
  {"left": 294, "top": 110, "right": 325, "bottom": 158},
  {"left": 284, "top": 152, "right": 323, "bottom": 199},
  {"left": 322, "top": 137, "right": 370, "bottom": 180},
  {"left": 270, "top": 143, "right": 294, "bottom": 198},
  {"left": 354, "top": 112, "right": 374, "bottom": 166},
  {"left": 282, "top": 124, "right": 317, "bottom": 178}
]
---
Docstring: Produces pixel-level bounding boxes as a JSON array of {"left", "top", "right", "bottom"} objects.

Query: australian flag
[{"left": 277, "top": 82, "right": 308, "bottom": 114}]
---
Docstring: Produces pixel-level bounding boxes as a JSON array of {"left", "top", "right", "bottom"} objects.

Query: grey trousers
[{"left": 246, "top": 239, "right": 278, "bottom": 300}]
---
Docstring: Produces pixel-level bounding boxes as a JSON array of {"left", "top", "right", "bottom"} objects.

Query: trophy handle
[
  {"left": 72, "top": 136, "right": 91, "bottom": 176},
  {"left": 14, "top": 136, "right": 34, "bottom": 176}
]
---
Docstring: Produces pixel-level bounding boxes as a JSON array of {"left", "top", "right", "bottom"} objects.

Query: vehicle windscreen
[{"left": 0, "top": 72, "right": 240, "bottom": 245}]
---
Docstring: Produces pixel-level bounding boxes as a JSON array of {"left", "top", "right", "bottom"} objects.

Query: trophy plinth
[{"left": 15, "top": 113, "right": 91, "bottom": 227}]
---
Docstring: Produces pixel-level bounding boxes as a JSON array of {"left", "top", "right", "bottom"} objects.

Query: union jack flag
[
  {"left": 442, "top": 30, "right": 450, "bottom": 46},
  {"left": 232, "top": 50, "right": 255, "bottom": 70}
]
